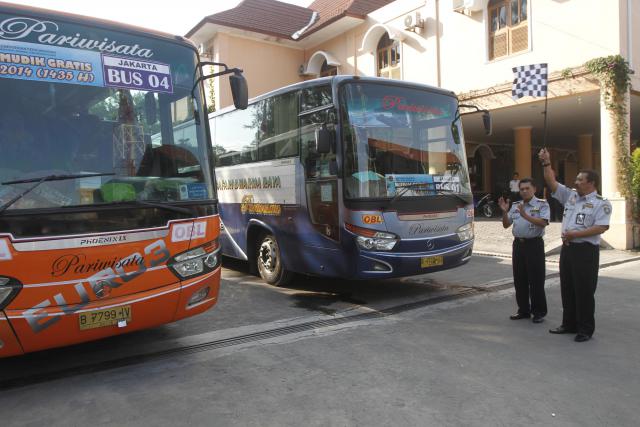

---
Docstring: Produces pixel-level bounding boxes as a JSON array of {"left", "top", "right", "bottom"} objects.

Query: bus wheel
[{"left": 256, "top": 234, "right": 293, "bottom": 286}]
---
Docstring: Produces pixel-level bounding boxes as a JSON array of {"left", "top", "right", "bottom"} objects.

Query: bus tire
[{"left": 256, "top": 233, "right": 293, "bottom": 286}]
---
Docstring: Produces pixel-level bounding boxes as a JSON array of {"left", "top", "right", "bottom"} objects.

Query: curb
[{"left": 473, "top": 251, "right": 640, "bottom": 268}]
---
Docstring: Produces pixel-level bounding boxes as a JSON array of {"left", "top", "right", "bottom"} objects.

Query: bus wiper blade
[
  {"left": 434, "top": 188, "right": 471, "bottom": 205},
  {"left": 2, "top": 172, "right": 115, "bottom": 186},
  {"left": 388, "top": 182, "right": 433, "bottom": 205},
  {"left": 106, "top": 200, "right": 194, "bottom": 215},
  {"left": 0, "top": 173, "right": 115, "bottom": 214}
]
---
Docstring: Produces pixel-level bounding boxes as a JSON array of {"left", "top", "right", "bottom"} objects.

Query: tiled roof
[
  {"left": 306, "top": 0, "right": 395, "bottom": 34},
  {"left": 189, "top": 0, "right": 315, "bottom": 39},
  {"left": 187, "top": 0, "right": 394, "bottom": 41}
]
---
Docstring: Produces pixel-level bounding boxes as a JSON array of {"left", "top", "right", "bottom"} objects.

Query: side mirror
[
  {"left": 451, "top": 123, "right": 461, "bottom": 144},
  {"left": 144, "top": 92, "right": 157, "bottom": 124},
  {"left": 315, "top": 125, "right": 333, "bottom": 154},
  {"left": 230, "top": 72, "right": 248, "bottom": 110},
  {"left": 482, "top": 111, "right": 492, "bottom": 136}
]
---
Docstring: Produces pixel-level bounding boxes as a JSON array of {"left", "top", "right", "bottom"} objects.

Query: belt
[
  {"left": 514, "top": 237, "right": 542, "bottom": 242},
  {"left": 564, "top": 241, "right": 597, "bottom": 247}
]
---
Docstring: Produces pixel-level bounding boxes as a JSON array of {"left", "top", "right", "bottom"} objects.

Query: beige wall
[
  {"left": 303, "top": 31, "right": 357, "bottom": 76},
  {"left": 212, "top": 33, "right": 305, "bottom": 109}
]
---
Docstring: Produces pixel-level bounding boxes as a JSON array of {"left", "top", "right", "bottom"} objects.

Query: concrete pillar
[
  {"left": 564, "top": 155, "right": 578, "bottom": 186},
  {"left": 513, "top": 127, "right": 532, "bottom": 178},
  {"left": 483, "top": 156, "right": 492, "bottom": 193},
  {"left": 600, "top": 88, "right": 635, "bottom": 249},
  {"left": 577, "top": 134, "right": 593, "bottom": 169}
]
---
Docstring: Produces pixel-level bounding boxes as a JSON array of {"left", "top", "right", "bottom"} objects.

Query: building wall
[
  {"left": 301, "top": 0, "right": 629, "bottom": 93},
  {"left": 209, "top": 0, "right": 634, "bottom": 106},
  {"left": 212, "top": 33, "right": 305, "bottom": 109},
  {"left": 424, "top": 0, "right": 622, "bottom": 92},
  {"left": 303, "top": 31, "right": 357, "bottom": 75},
  {"left": 384, "top": 0, "right": 624, "bottom": 93},
  {"left": 625, "top": 0, "right": 640, "bottom": 88}
]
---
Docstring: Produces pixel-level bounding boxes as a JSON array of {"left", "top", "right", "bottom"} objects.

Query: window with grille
[
  {"left": 488, "top": 0, "right": 528, "bottom": 60},
  {"left": 376, "top": 33, "right": 401, "bottom": 79}
]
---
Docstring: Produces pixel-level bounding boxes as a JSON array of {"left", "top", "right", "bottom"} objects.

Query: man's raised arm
[{"left": 538, "top": 148, "right": 558, "bottom": 193}]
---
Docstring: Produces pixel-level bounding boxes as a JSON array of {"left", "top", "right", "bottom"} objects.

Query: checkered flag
[{"left": 512, "top": 63, "right": 548, "bottom": 99}]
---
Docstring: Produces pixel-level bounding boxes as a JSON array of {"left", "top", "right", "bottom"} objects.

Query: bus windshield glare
[
  {"left": 340, "top": 82, "right": 469, "bottom": 200},
  {"left": 0, "top": 34, "right": 211, "bottom": 212}
]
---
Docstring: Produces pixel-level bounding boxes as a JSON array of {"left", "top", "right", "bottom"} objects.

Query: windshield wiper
[
  {"left": 434, "top": 188, "right": 472, "bottom": 205},
  {"left": 105, "top": 200, "right": 194, "bottom": 215},
  {"left": 388, "top": 182, "right": 434, "bottom": 205},
  {"left": 0, "top": 173, "right": 115, "bottom": 214},
  {"left": 387, "top": 182, "right": 470, "bottom": 206}
]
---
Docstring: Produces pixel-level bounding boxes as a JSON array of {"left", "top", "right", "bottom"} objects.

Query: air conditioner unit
[
  {"left": 404, "top": 12, "right": 425, "bottom": 31},
  {"left": 453, "top": 0, "right": 486, "bottom": 14}
]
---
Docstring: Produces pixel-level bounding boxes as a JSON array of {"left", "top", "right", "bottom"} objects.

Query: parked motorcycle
[{"left": 473, "top": 192, "right": 498, "bottom": 218}]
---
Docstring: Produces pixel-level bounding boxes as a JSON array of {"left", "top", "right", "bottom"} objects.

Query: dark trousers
[
  {"left": 559, "top": 243, "right": 600, "bottom": 336},
  {"left": 512, "top": 237, "right": 547, "bottom": 316}
]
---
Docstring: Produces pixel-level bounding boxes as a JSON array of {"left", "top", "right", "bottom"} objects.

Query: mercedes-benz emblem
[{"left": 425, "top": 239, "right": 435, "bottom": 250}]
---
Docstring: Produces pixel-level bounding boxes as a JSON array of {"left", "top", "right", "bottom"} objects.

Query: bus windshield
[
  {"left": 340, "top": 82, "right": 469, "bottom": 200},
  {"left": 0, "top": 28, "right": 211, "bottom": 212}
]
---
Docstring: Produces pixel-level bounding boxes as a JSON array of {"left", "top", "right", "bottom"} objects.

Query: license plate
[
  {"left": 421, "top": 256, "right": 444, "bottom": 268},
  {"left": 79, "top": 305, "right": 132, "bottom": 331}
]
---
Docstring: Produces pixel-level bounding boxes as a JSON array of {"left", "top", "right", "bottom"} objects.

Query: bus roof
[
  {"left": 210, "top": 75, "right": 457, "bottom": 118},
  {"left": 0, "top": 1, "right": 196, "bottom": 51}
]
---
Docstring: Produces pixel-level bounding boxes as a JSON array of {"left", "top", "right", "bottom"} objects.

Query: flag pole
[{"left": 542, "top": 91, "right": 548, "bottom": 149}]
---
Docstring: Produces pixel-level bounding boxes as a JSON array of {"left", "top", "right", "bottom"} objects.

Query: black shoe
[
  {"left": 549, "top": 325, "right": 577, "bottom": 334},
  {"left": 509, "top": 313, "right": 530, "bottom": 320},
  {"left": 532, "top": 315, "right": 545, "bottom": 324},
  {"left": 574, "top": 334, "right": 591, "bottom": 342}
]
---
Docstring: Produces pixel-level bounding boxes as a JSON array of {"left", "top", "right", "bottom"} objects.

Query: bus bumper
[
  {"left": 355, "top": 240, "right": 474, "bottom": 279},
  {"left": 2, "top": 268, "right": 220, "bottom": 356},
  {"left": 0, "top": 312, "right": 24, "bottom": 357}
]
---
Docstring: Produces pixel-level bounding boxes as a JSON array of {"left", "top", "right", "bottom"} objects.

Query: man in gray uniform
[
  {"left": 538, "top": 148, "right": 612, "bottom": 342},
  {"left": 499, "top": 178, "right": 550, "bottom": 323}
]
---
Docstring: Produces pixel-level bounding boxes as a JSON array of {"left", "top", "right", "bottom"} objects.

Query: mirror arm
[
  {"left": 191, "top": 63, "right": 244, "bottom": 98},
  {"left": 458, "top": 104, "right": 489, "bottom": 117},
  {"left": 457, "top": 103, "right": 492, "bottom": 136}
]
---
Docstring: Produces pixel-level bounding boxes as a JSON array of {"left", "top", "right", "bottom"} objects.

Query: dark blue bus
[{"left": 210, "top": 76, "right": 478, "bottom": 285}]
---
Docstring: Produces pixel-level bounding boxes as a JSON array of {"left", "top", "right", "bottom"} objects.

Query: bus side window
[
  {"left": 300, "top": 104, "right": 337, "bottom": 179},
  {"left": 214, "top": 104, "right": 259, "bottom": 166},
  {"left": 258, "top": 93, "right": 299, "bottom": 161},
  {"left": 301, "top": 115, "right": 323, "bottom": 179}
]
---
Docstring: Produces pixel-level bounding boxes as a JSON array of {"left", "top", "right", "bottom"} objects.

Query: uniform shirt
[
  {"left": 507, "top": 196, "right": 550, "bottom": 238},
  {"left": 552, "top": 183, "right": 612, "bottom": 246},
  {"left": 509, "top": 179, "right": 520, "bottom": 192}
]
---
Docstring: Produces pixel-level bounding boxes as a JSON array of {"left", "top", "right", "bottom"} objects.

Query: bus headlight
[
  {"left": 346, "top": 223, "right": 398, "bottom": 251},
  {"left": 456, "top": 223, "right": 474, "bottom": 242},
  {"left": 0, "top": 277, "right": 22, "bottom": 310},
  {"left": 169, "top": 241, "right": 220, "bottom": 279},
  {"left": 174, "top": 257, "right": 205, "bottom": 277}
]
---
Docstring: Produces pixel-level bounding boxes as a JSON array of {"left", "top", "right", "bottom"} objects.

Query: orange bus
[{"left": 0, "top": 3, "right": 247, "bottom": 357}]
